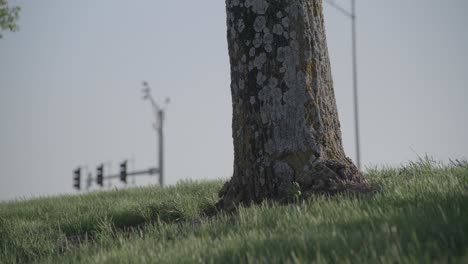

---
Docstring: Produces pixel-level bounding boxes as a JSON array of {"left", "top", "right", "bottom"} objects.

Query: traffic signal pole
[
  {"left": 99, "top": 167, "right": 158, "bottom": 182},
  {"left": 73, "top": 81, "right": 169, "bottom": 191},
  {"left": 73, "top": 164, "right": 158, "bottom": 191}
]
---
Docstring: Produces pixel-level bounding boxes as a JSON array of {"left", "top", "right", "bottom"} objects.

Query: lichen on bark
[{"left": 218, "top": 0, "right": 368, "bottom": 211}]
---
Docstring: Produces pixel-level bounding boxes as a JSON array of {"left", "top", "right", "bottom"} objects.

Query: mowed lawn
[{"left": 1, "top": 159, "right": 467, "bottom": 263}]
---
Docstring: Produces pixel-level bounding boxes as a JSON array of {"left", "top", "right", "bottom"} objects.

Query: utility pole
[
  {"left": 157, "top": 109, "right": 164, "bottom": 187},
  {"left": 142, "top": 81, "right": 169, "bottom": 187},
  {"left": 325, "top": 0, "right": 361, "bottom": 169}
]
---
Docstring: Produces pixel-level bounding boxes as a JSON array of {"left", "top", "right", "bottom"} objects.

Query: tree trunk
[{"left": 218, "top": 0, "right": 367, "bottom": 210}]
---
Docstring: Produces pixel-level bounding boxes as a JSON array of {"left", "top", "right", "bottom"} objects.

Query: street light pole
[
  {"left": 351, "top": 0, "right": 361, "bottom": 169},
  {"left": 325, "top": 0, "right": 361, "bottom": 169},
  {"left": 142, "top": 81, "right": 169, "bottom": 187},
  {"left": 157, "top": 109, "right": 164, "bottom": 187}
]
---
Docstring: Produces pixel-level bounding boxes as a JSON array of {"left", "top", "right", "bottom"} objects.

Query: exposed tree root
[{"left": 216, "top": 158, "right": 372, "bottom": 212}]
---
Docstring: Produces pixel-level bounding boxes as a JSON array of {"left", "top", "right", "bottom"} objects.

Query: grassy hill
[{"left": 1, "top": 159, "right": 467, "bottom": 263}]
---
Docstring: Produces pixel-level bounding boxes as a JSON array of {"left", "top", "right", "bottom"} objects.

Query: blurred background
[{"left": 1, "top": 0, "right": 467, "bottom": 201}]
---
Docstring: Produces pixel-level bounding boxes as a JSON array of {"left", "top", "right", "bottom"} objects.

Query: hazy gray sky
[{"left": 1, "top": 0, "right": 467, "bottom": 201}]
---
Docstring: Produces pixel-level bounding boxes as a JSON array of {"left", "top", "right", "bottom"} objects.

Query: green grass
[{"left": 1, "top": 158, "right": 468, "bottom": 263}]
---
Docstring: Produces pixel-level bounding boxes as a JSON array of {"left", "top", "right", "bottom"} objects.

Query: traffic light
[
  {"left": 96, "top": 164, "right": 104, "bottom": 187},
  {"left": 120, "top": 161, "right": 127, "bottom": 183},
  {"left": 73, "top": 167, "right": 81, "bottom": 190}
]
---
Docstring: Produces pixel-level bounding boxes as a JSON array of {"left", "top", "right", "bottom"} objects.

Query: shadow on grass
[
  {"left": 60, "top": 203, "right": 187, "bottom": 235},
  {"left": 56, "top": 202, "right": 189, "bottom": 255}
]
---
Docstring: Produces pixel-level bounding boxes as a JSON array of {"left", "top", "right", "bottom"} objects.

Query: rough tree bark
[{"left": 218, "top": 0, "right": 368, "bottom": 210}]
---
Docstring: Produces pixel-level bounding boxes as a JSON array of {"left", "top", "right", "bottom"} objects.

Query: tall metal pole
[
  {"left": 351, "top": 0, "right": 361, "bottom": 169},
  {"left": 324, "top": 0, "right": 362, "bottom": 169},
  {"left": 157, "top": 109, "right": 164, "bottom": 187},
  {"left": 142, "top": 81, "right": 168, "bottom": 187}
]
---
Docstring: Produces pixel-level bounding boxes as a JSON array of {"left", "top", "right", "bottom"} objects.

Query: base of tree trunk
[{"left": 216, "top": 157, "right": 370, "bottom": 212}]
